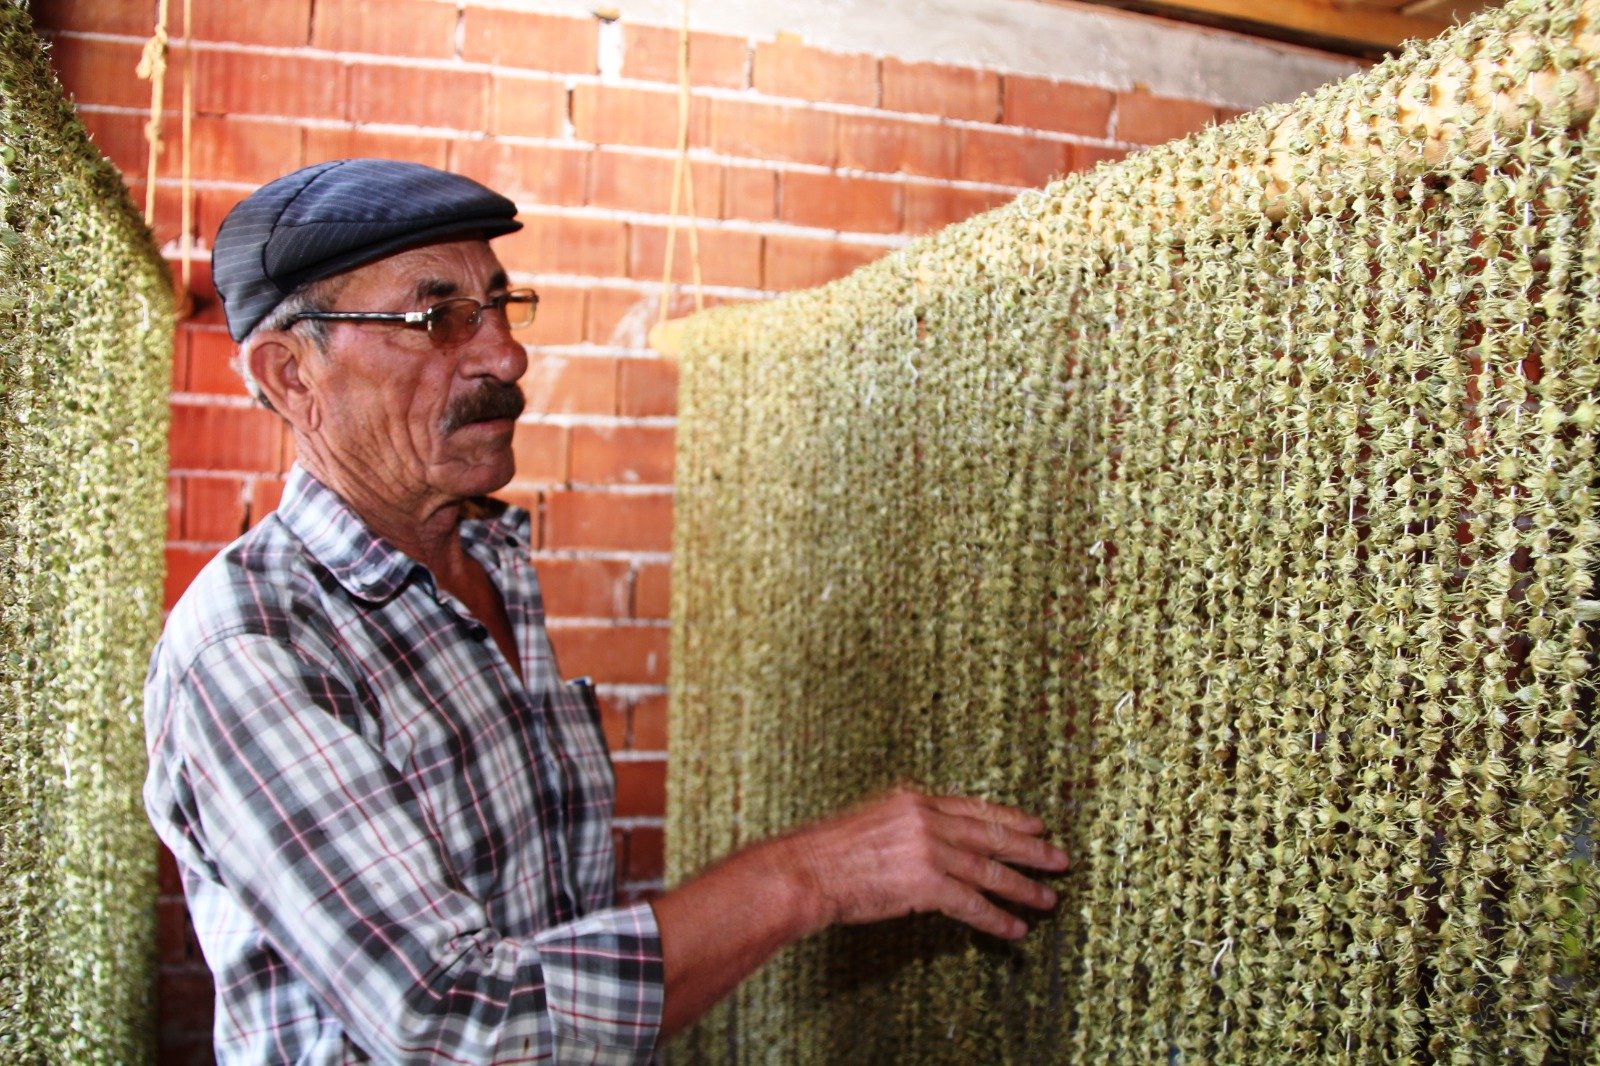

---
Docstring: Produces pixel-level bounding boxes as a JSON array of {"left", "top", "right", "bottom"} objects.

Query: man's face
[{"left": 303, "top": 238, "right": 528, "bottom": 509}]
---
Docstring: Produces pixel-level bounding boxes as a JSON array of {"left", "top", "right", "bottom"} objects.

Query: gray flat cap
[{"left": 212, "top": 159, "right": 524, "bottom": 340}]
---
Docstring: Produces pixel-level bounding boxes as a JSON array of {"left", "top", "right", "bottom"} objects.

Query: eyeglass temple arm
[{"left": 292, "top": 310, "right": 432, "bottom": 324}]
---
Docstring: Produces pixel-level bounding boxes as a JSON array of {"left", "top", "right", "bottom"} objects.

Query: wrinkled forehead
[{"left": 334, "top": 236, "right": 509, "bottom": 308}]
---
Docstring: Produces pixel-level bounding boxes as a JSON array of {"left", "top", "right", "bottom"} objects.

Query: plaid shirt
[{"left": 144, "top": 467, "right": 663, "bottom": 1064}]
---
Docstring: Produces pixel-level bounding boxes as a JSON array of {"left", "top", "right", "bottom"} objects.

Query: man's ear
[{"left": 247, "top": 333, "right": 321, "bottom": 432}]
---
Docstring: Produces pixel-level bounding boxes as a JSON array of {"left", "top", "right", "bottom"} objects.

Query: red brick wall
[{"left": 31, "top": 1, "right": 1236, "bottom": 1059}]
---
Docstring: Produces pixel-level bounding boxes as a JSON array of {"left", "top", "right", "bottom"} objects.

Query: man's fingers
[
  {"left": 927, "top": 793, "right": 1044, "bottom": 834},
  {"left": 934, "top": 841, "right": 1057, "bottom": 910},
  {"left": 932, "top": 878, "right": 1029, "bottom": 940},
  {"left": 926, "top": 806, "right": 1069, "bottom": 872}
]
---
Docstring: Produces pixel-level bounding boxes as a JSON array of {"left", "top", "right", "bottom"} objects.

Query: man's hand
[
  {"left": 650, "top": 787, "right": 1068, "bottom": 1037},
  {"left": 780, "top": 787, "right": 1069, "bottom": 940}
]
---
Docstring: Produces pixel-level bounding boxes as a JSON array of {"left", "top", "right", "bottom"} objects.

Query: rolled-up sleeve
[{"left": 144, "top": 631, "right": 664, "bottom": 1064}]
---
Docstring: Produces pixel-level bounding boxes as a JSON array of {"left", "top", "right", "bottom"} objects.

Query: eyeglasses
[{"left": 286, "top": 289, "right": 540, "bottom": 349}]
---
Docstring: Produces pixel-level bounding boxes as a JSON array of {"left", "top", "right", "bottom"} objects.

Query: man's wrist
[{"left": 745, "top": 832, "right": 833, "bottom": 943}]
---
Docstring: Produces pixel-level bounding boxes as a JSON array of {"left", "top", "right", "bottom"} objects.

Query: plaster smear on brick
[{"left": 479, "top": 0, "right": 1361, "bottom": 110}]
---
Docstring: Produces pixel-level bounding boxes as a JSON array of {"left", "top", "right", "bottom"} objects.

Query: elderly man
[{"left": 144, "top": 159, "right": 1067, "bottom": 1064}]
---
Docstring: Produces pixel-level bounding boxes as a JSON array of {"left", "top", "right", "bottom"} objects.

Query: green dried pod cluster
[
  {"left": 667, "top": 0, "right": 1600, "bottom": 1060},
  {"left": 0, "top": 4, "right": 172, "bottom": 1061}
]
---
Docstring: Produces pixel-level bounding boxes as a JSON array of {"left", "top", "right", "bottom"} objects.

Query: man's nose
[{"left": 461, "top": 310, "right": 529, "bottom": 383}]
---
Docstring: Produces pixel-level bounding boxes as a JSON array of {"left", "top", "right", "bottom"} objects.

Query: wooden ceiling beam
[{"left": 1066, "top": 0, "right": 1455, "bottom": 55}]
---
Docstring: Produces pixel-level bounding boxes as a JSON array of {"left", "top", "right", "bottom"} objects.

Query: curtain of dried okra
[
  {"left": 667, "top": 0, "right": 1600, "bottom": 1061},
  {"left": 0, "top": 3, "right": 171, "bottom": 1061}
]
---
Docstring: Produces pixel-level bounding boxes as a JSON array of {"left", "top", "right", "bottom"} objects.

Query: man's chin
[
  {"left": 457, "top": 459, "right": 517, "bottom": 499},
  {"left": 439, "top": 435, "right": 518, "bottom": 495}
]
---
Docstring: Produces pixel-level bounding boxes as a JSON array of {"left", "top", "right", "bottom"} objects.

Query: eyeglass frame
[{"left": 284, "top": 288, "right": 540, "bottom": 348}]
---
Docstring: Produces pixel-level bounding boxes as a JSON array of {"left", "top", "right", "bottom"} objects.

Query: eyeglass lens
[{"left": 430, "top": 291, "right": 538, "bottom": 346}]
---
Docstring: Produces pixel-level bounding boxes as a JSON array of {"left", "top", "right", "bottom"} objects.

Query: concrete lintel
[{"left": 484, "top": 0, "right": 1363, "bottom": 111}]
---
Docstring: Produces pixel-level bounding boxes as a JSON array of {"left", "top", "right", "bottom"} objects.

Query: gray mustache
[{"left": 442, "top": 383, "right": 526, "bottom": 433}]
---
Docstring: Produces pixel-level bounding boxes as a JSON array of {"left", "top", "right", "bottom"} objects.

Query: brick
[
  {"left": 624, "top": 824, "right": 664, "bottom": 879},
  {"left": 628, "top": 225, "right": 762, "bottom": 289},
  {"left": 490, "top": 76, "right": 568, "bottom": 139},
  {"left": 548, "top": 624, "right": 670, "bottom": 685},
  {"left": 46, "top": 37, "right": 148, "bottom": 108},
  {"left": 509, "top": 421, "right": 568, "bottom": 485},
  {"left": 165, "top": 473, "right": 184, "bottom": 536},
  {"left": 629, "top": 692, "right": 668, "bottom": 750},
  {"left": 1115, "top": 89, "right": 1219, "bottom": 146},
  {"left": 836, "top": 113, "right": 958, "bottom": 179},
  {"left": 709, "top": 98, "right": 834, "bottom": 167},
  {"left": 587, "top": 289, "right": 655, "bottom": 348},
  {"left": 449, "top": 140, "right": 589, "bottom": 207},
  {"left": 522, "top": 353, "right": 618, "bottom": 416},
  {"left": 535, "top": 557, "right": 631, "bottom": 617},
  {"left": 189, "top": 0, "right": 311, "bottom": 46},
  {"left": 78, "top": 108, "right": 146, "bottom": 176},
  {"left": 169, "top": 401, "right": 284, "bottom": 471},
  {"left": 779, "top": 171, "right": 900, "bottom": 234},
  {"left": 518, "top": 285, "right": 587, "bottom": 348},
  {"left": 763, "top": 234, "right": 884, "bottom": 291},
  {"left": 752, "top": 38, "right": 876, "bottom": 107},
  {"left": 573, "top": 84, "right": 708, "bottom": 151},
  {"left": 589, "top": 150, "right": 719, "bottom": 218},
  {"left": 1002, "top": 75, "right": 1114, "bottom": 138},
  {"left": 496, "top": 214, "right": 628, "bottom": 278},
  {"left": 351, "top": 64, "right": 488, "bottom": 131},
  {"left": 622, "top": 23, "right": 747, "bottom": 89},
  {"left": 882, "top": 58, "right": 1000, "bottom": 123},
  {"left": 902, "top": 183, "right": 1013, "bottom": 235},
  {"left": 157, "top": 843, "right": 183, "bottom": 894},
  {"left": 194, "top": 49, "right": 346, "bottom": 119},
  {"left": 30, "top": 0, "right": 157, "bottom": 36},
  {"left": 155, "top": 1028, "right": 217, "bottom": 1066},
  {"left": 618, "top": 358, "right": 677, "bottom": 417},
  {"left": 155, "top": 898, "right": 204, "bottom": 965},
  {"left": 633, "top": 562, "right": 670, "bottom": 618},
  {"left": 305, "top": 126, "right": 450, "bottom": 170},
  {"left": 169, "top": 256, "right": 227, "bottom": 331},
  {"left": 164, "top": 545, "right": 215, "bottom": 609},
  {"left": 128, "top": 183, "right": 190, "bottom": 256},
  {"left": 595, "top": 692, "right": 630, "bottom": 751},
  {"left": 545, "top": 490, "right": 672, "bottom": 552},
  {"left": 1071, "top": 143, "right": 1129, "bottom": 173},
  {"left": 184, "top": 328, "right": 248, "bottom": 398},
  {"left": 722, "top": 165, "right": 776, "bottom": 221},
  {"left": 463, "top": 7, "right": 597, "bottom": 73},
  {"left": 570, "top": 424, "right": 675, "bottom": 485},
  {"left": 156, "top": 967, "right": 216, "bottom": 1036},
  {"left": 958, "top": 127, "right": 1071, "bottom": 187},
  {"left": 159, "top": 115, "right": 303, "bottom": 184},
  {"left": 196, "top": 186, "right": 249, "bottom": 251},
  {"left": 612, "top": 759, "right": 667, "bottom": 817},
  {"left": 312, "top": 0, "right": 456, "bottom": 57},
  {"left": 248, "top": 476, "right": 286, "bottom": 525},
  {"left": 182, "top": 475, "right": 248, "bottom": 542}
]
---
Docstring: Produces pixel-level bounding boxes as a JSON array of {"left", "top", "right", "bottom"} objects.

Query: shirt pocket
[
  {"left": 549, "top": 676, "right": 620, "bottom": 910},
  {"left": 552, "top": 676, "right": 615, "bottom": 788}
]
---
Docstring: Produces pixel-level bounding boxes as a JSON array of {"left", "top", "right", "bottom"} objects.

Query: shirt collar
[
  {"left": 276, "top": 466, "right": 535, "bottom": 604},
  {"left": 277, "top": 466, "right": 423, "bottom": 603}
]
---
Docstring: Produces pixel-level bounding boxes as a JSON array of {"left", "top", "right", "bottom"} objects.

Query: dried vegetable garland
[
  {"left": 0, "top": 3, "right": 172, "bottom": 1060},
  {"left": 666, "top": 0, "right": 1600, "bottom": 1059}
]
